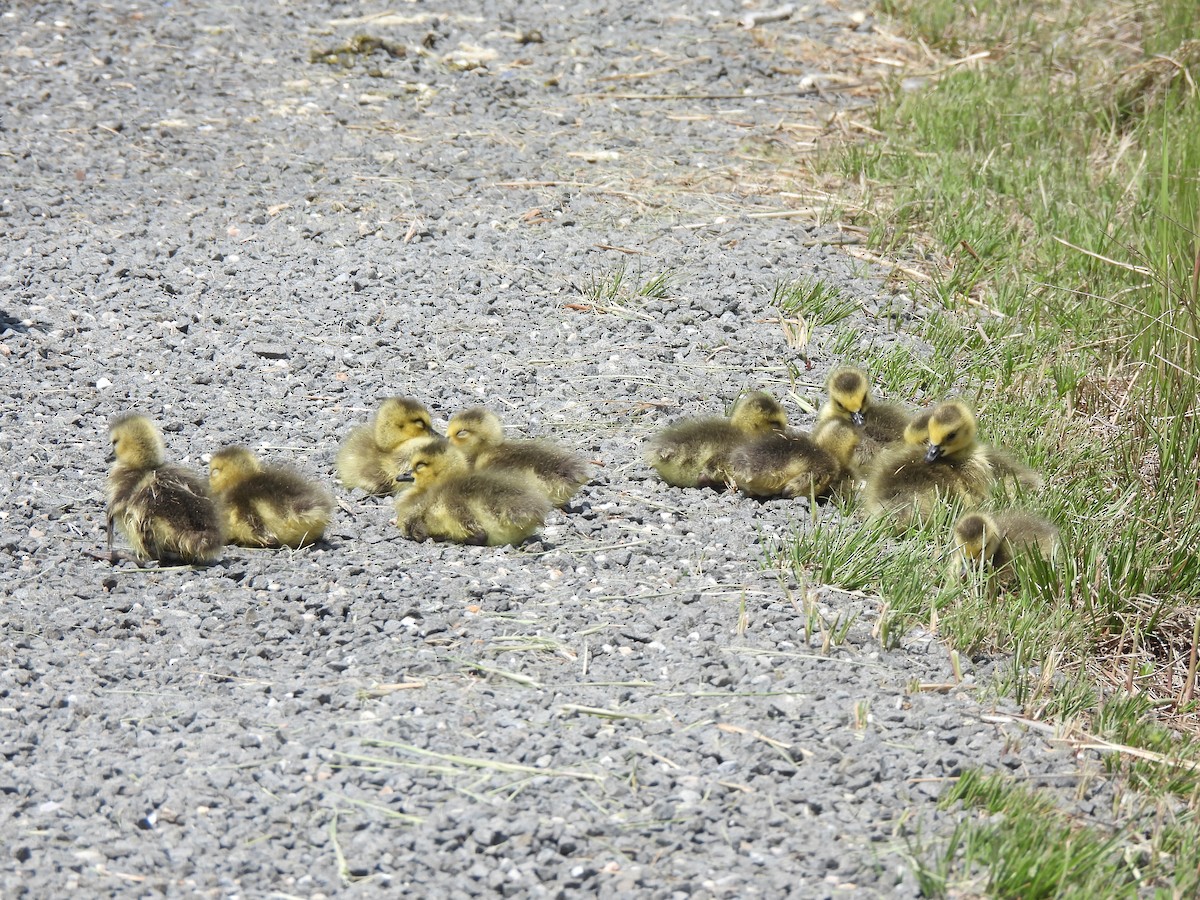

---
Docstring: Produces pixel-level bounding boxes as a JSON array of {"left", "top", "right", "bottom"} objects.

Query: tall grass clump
[
  {"left": 826, "top": 0, "right": 1200, "bottom": 726},
  {"left": 804, "top": 0, "right": 1200, "bottom": 890}
]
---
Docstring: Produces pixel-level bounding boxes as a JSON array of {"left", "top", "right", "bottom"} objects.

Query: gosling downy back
[
  {"left": 646, "top": 390, "right": 787, "bottom": 489},
  {"left": 395, "top": 436, "right": 551, "bottom": 546},
  {"left": 106, "top": 414, "right": 224, "bottom": 564},
  {"left": 209, "top": 445, "right": 334, "bottom": 548},
  {"left": 729, "top": 420, "right": 859, "bottom": 500},
  {"left": 817, "top": 366, "right": 911, "bottom": 460},
  {"left": 448, "top": 406, "right": 590, "bottom": 507},
  {"left": 336, "top": 396, "right": 435, "bottom": 494}
]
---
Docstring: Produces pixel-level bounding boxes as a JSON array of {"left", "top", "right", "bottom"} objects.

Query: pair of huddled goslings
[
  {"left": 106, "top": 415, "right": 334, "bottom": 564},
  {"left": 335, "top": 398, "right": 590, "bottom": 547},
  {"left": 645, "top": 366, "right": 1060, "bottom": 587}
]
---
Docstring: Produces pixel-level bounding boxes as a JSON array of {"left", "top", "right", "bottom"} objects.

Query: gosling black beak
[
  {"left": 924, "top": 444, "right": 943, "bottom": 463},
  {"left": 394, "top": 473, "right": 415, "bottom": 484},
  {"left": 850, "top": 411, "right": 865, "bottom": 427}
]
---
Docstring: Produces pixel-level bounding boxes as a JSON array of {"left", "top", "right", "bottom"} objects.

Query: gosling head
[
  {"left": 925, "top": 401, "right": 977, "bottom": 462},
  {"left": 374, "top": 397, "right": 434, "bottom": 451},
  {"left": 953, "top": 512, "right": 1002, "bottom": 570},
  {"left": 825, "top": 366, "right": 870, "bottom": 427},
  {"left": 904, "top": 408, "right": 933, "bottom": 447},
  {"left": 447, "top": 407, "right": 505, "bottom": 455},
  {"left": 395, "top": 436, "right": 470, "bottom": 489},
  {"left": 208, "top": 445, "right": 263, "bottom": 494},
  {"left": 729, "top": 391, "right": 788, "bottom": 435},
  {"left": 109, "top": 414, "right": 166, "bottom": 469}
]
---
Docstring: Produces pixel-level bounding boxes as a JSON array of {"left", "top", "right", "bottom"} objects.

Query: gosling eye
[
  {"left": 945, "top": 430, "right": 958, "bottom": 441},
  {"left": 414, "top": 462, "right": 427, "bottom": 474}
]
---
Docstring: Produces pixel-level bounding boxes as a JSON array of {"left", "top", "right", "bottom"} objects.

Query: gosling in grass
[
  {"left": 646, "top": 391, "right": 788, "bottom": 489},
  {"left": 951, "top": 510, "right": 1060, "bottom": 587},
  {"left": 394, "top": 436, "right": 552, "bottom": 546},
  {"left": 864, "top": 400, "right": 999, "bottom": 526},
  {"left": 336, "top": 396, "right": 436, "bottom": 494},
  {"left": 208, "top": 446, "right": 334, "bottom": 548},
  {"left": 106, "top": 414, "right": 224, "bottom": 564},
  {"left": 904, "top": 406, "right": 1042, "bottom": 491},
  {"left": 447, "top": 406, "right": 590, "bottom": 507},
  {"left": 730, "top": 419, "right": 861, "bottom": 500},
  {"left": 816, "top": 366, "right": 911, "bottom": 463}
]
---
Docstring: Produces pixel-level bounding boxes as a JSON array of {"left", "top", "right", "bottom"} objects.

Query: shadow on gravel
[{"left": 0, "top": 311, "right": 28, "bottom": 333}]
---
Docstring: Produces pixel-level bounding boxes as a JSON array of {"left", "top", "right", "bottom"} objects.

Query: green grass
[
  {"left": 778, "top": 0, "right": 1200, "bottom": 891},
  {"left": 904, "top": 768, "right": 1199, "bottom": 898},
  {"left": 770, "top": 277, "right": 861, "bottom": 329},
  {"left": 575, "top": 263, "right": 677, "bottom": 322},
  {"left": 829, "top": 0, "right": 1200, "bottom": 717}
]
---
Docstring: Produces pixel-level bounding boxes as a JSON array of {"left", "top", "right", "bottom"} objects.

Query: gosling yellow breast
[
  {"left": 952, "top": 509, "right": 1060, "bottom": 587},
  {"left": 106, "top": 414, "right": 224, "bottom": 564},
  {"left": 646, "top": 390, "right": 788, "bottom": 489},
  {"left": 394, "top": 436, "right": 552, "bottom": 546},
  {"left": 447, "top": 406, "right": 590, "bottom": 507},
  {"left": 336, "top": 396, "right": 436, "bottom": 494},
  {"left": 864, "top": 400, "right": 995, "bottom": 526},
  {"left": 209, "top": 445, "right": 334, "bottom": 548},
  {"left": 816, "top": 366, "right": 911, "bottom": 463}
]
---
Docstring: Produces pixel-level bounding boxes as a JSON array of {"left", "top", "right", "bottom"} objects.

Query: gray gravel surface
[{"left": 3, "top": 1, "right": 1115, "bottom": 896}]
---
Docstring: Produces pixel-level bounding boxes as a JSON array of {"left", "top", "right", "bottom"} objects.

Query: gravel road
[{"left": 1, "top": 1, "right": 1115, "bottom": 895}]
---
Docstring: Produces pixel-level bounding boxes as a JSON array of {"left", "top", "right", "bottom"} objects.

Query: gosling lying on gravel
[
  {"left": 816, "top": 366, "right": 911, "bottom": 464},
  {"left": 447, "top": 406, "right": 590, "bottom": 507},
  {"left": 209, "top": 446, "right": 333, "bottom": 548},
  {"left": 865, "top": 400, "right": 1003, "bottom": 526},
  {"left": 951, "top": 510, "right": 1060, "bottom": 587},
  {"left": 729, "top": 419, "right": 860, "bottom": 500},
  {"left": 394, "top": 436, "right": 552, "bottom": 546},
  {"left": 336, "top": 396, "right": 436, "bottom": 495},
  {"left": 646, "top": 390, "right": 788, "bottom": 489},
  {"left": 106, "top": 414, "right": 224, "bottom": 564}
]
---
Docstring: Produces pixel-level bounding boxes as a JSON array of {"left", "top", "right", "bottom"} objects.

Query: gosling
[
  {"left": 394, "top": 436, "right": 552, "bottom": 546},
  {"left": 730, "top": 419, "right": 860, "bottom": 500},
  {"left": 905, "top": 406, "right": 1042, "bottom": 490},
  {"left": 952, "top": 510, "right": 1060, "bottom": 587},
  {"left": 816, "top": 366, "right": 911, "bottom": 462},
  {"left": 864, "top": 400, "right": 999, "bottom": 526},
  {"left": 447, "top": 406, "right": 590, "bottom": 507},
  {"left": 106, "top": 414, "right": 224, "bottom": 564},
  {"left": 336, "top": 396, "right": 436, "bottom": 494},
  {"left": 646, "top": 391, "right": 788, "bottom": 489},
  {"left": 209, "top": 446, "right": 334, "bottom": 548}
]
